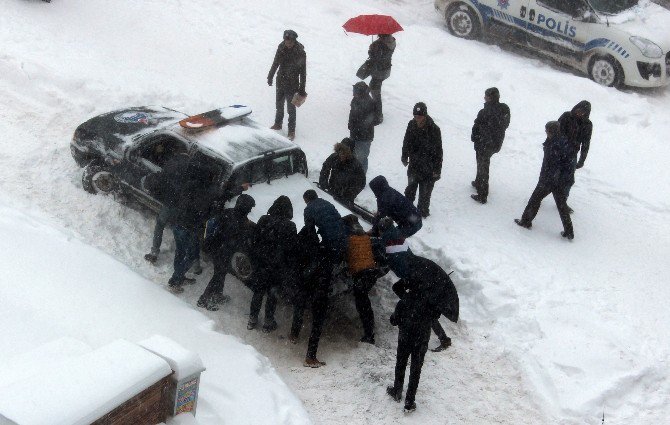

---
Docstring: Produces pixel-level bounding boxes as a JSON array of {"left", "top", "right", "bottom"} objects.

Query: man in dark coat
[
  {"left": 247, "top": 196, "right": 298, "bottom": 332},
  {"left": 515, "top": 121, "right": 575, "bottom": 240},
  {"left": 268, "top": 29, "right": 307, "bottom": 141},
  {"left": 401, "top": 102, "right": 442, "bottom": 218},
  {"left": 319, "top": 140, "right": 366, "bottom": 202},
  {"left": 348, "top": 81, "right": 376, "bottom": 173},
  {"left": 558, "top": 100, "right": 592, "bottom": 212},
  {"left": 197, "top": 194, "right": 256, "bottom": 310},
  {"left": 470, "top": 87, "right": 511, "bottom": 204},
  {"left": 369, "top": 175, "right": 422, "bottom": 238},
  {"left": 367, "top": 34, "right": 396, "bottom": 124},
  {"left": 295, "top": 190, "right": 347, "bottom": 368}
]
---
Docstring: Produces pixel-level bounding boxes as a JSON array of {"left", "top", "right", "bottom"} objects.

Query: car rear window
[{"left": 229, "top": 151, "right": 306, "bottom": 186}]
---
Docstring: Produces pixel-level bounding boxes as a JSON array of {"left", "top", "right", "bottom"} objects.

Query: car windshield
[{"left": 588, "top": 0, "right": 637, "bottom": 14}]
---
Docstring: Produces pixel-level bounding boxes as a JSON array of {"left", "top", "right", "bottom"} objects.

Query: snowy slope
[{"left": 1, "top": 0, "right": 669, "bottom": 424}]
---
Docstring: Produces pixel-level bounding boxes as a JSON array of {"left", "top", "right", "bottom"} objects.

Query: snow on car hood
[
  {"left": 605, "top": 1, "right": 670, "bottom": 49},
  {"left": 229, "top": 174, "right": 368, "bottom": 229}
]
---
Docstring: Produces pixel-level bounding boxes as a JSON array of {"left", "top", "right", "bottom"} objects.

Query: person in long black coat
[
  {"left": 367, "top": 34, "right": 396, "bottom": 124},
  {"left": 247, "top": 196, "right": 299, "bottom": 332},
  {"left": 268, "top": 29, "right": 306, "bottom": 140},
  {"left": 558, "top": 100, "right": 592, "bottom": 212},
  {"left": 401, "top": 103, "right": 443, "bottom": 218},
  {"left": 515, "top": 121, "right": 576, "bottom": 240},
  {"left": 319, "top": 141, "right": 366, "bottom": 202},
  {"left": 348, "top": 81, "right": 376, "bottom": 173},
  {"left": 197, "top": 194, "right": 256, "bottom": 310},
  {"left": 470, "top": 87, "right": 511, "bottom": 204}
]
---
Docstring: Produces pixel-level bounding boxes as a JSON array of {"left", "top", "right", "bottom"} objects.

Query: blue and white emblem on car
[
  {"left": 497, "top": 0, "right": 509, "bottom": 10},
  {"left": 114, "top": 112, "right": 151, "bottom": 124}
]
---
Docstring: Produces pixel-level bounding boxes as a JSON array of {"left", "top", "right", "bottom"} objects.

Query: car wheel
[
  {"left": 230, "top": 251, "right": 254, "bottom": 282},
  {"left": 82, "top": 163, "right": 117, "bottom": 194},
  {"left": 589, "top": 55, "right": 623, "bottom": 87},
  {"left": 446, "top": 3, "right": 481, "bottom": 40}
]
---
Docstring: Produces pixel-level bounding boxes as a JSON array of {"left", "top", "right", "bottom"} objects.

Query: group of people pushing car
[{"left": 141, "top": 28, "right": 594, "bottom": 412}]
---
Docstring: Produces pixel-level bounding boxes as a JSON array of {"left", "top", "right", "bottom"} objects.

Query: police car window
[
  {"left": 190, "top": 150, "right": 230, "bottom": 184},
  {"left": 537, "top": 0, "right": 585, "bottom": 16},
  {"left": 139, "top": 137, "right": 188, "bottom": 168},
  {"left": 588, "top": 0, "right": 637, "bottom": 14}
]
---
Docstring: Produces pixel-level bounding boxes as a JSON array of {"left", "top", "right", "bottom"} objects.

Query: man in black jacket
[
  {"left": 248, "top": 196, "right": 299, "bottom": 332},
  {"left": 401, "top": 103, "right": 443, "bottom": 218},
  {"left": 368, "top": 34, "right": 396, "bottom": 124},
  {"left": 515, "top": 121, "right": 575, "bottom": 240},
  {"left": 470, "top": 87, "right": 511, "bottom": 204},
  {"left": 268, "top": 29, "right": 307, "bottom": 141},
  {"left": 349, "top": 81, "right": 376, "bottom": 173},
  {"left": 558, "top": 100, "right": 592, "bottom": 212},
  {"left": 197, "top": 194, "right": 256, "bottom": 310},
  {"left": 319, "top": 140, "right": 366, "bottom": 202}
]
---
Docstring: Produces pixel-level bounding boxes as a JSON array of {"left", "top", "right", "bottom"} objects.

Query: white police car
[{"left": 435, "top": 0, "right": 670, "bottom": 87}]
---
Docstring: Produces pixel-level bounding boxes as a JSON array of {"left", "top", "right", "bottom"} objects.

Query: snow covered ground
[{"left": 1, "top": 0, "right": 669, "bottom": 424}]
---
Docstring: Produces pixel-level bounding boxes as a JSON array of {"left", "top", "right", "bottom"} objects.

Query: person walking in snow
[
  {"left": 197, "top": 194, "right": 256, "bottom": 310},
  {"left": 343, "top": 214, "right": 378, "bottom": 344},
  {"left": 515, "top": 121, "right": 575, "bottom": 240},
  {"left": 268, "top": 29, "right": 307, "bottom": 141},
  {"left": 401, "top": 102, "right": 442, "bottom": 218},
  {"left": 369, "top": 175, "right": 422, "bottom": 239},
  {"left": 348, "top": 81, "right": 377, "bottom": 173},
  {"left": 367, "top": 34, "right": 396, "bottom": 124},
  {"left": 470, "top": 87, "right": 511, "bottom": 204},
  {"left": 558, "top": 100, "right": 592, "bottom": 213},
  {"left": 247, "top": 196, "right": 299, "bottom": 333},
  {"left": 318, "top": 139, "right": 366, "bottom": 202},
  {"left": 292, "top": 190, "right": 347, "bottom": 368}
]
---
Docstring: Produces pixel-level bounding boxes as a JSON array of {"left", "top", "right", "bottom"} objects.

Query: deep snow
[{"left": 1, "top": 0, "right": 669, "bottom": 424}]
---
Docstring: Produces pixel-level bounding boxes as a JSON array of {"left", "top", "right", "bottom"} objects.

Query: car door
[
  {"left": 526, "top": 0, "right": 593, "bottom": 60},
  {"left": 484, "top": 0, "right": 532, "bottom": 43}
]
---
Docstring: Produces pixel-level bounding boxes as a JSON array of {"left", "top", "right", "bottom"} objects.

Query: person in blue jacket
[
  {"left": 369, "top": 175, "right": 422, "bottom": 238},
  {"left": 515, "top": 121, "right": 575, "bottom": 240}
]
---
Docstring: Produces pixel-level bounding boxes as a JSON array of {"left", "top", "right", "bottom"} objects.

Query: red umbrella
[{"left": 342, "top": 14, "right": 403, "bottom": 36}]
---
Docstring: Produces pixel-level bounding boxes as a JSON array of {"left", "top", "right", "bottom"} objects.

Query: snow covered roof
[
  {"left": 139, "top": 335, "right": 205, "bottom": 381},
  {"left": 0, "top": 339, "right": 172, "bottom": 425},
  {"left": 172, "top": 119, "right": 298, "bottom": 165}
]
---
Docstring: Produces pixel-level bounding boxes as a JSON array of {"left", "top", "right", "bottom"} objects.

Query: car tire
[
  {"left": 82, "top": 162, "right": 118, "bottom": 195},
  {"left": 446, "top": 3, "right": 481, "bottom": 40},
  {"left": 230, "top": 251, "right": 254, "bottom": 283},
  {"left": 588, "top": 55, "right": 624, "bottom": 88}
]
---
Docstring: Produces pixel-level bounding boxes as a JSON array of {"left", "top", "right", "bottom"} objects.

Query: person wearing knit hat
[
  {"left": 349, "top": 81, "right": 376, "bottom": 173},
  {"left": 401, "top": 102, "right": 443, "bottom": 218},
  {"left": 470, "top": 87, "right": 511, "bottom": 204}
]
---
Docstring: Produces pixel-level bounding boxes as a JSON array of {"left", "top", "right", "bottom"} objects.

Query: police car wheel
[
  {"left": 589, "top": 56, "right": 623, "bottom": 88},
  {"left": 446, "top": 4, "right": 480, "bottom": 40},
  {"left": 82, "top": 163, "right": 117, "bottom": 195}
]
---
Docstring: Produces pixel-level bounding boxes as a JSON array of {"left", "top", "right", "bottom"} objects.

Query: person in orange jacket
[{"left": 343, "top": 215, "right": 378, "bottom": 344}]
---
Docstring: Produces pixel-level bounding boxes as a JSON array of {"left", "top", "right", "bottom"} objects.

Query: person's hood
[
  {"left": 234, "top": 194, "right": 256, "bottom": 216},
  {"left": 383, "top": 36, "right": 397, "bottom": 51},
  {"left": 572, "top": 100, "right": 591, "bottom": 119},
  {"left": 267, "top": 195, "right": 293, "bottom": 220},
  {"left": 369, "top": 175, "right": 389, "bottom": 197},
  {"left": 602, "top": 1, "right": 670, "bottom": 50}
]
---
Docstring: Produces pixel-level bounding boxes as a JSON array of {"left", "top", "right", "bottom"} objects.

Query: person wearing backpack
[{"left": 247, "top": 196, "right": 299, "bottom": 332}]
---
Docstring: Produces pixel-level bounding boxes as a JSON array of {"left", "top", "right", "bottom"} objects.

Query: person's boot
[
  {"left": 471, "top": 180, "right": 477, "bottom": 188},
  {"left": 288, "top": 333, "right": 299, "bottom": 344},
  {"left": 514, "top": 218, "right": 532, "bottom": 229},
  {"left": 262, "top": 319, "right": 278, "bottom": 333},
  {"left": 167, "top": 278, "right": 184, "bottom": 294},
  {"left": 287, "top": 131, "right": 295, "bottom": 141},
  {"left": 431, "top": 337, "right": 452, "bottom": 352},
  {"left": 561, "top": 231, "right": 574, "bottom": 240},
  {"left": 303, "top": 357, "right": 326, "bottom": 368},
  {"left": 270, "top": 123, "right": 282, "bottom": 130},
  {"left": 404, "top": 401, "right": 417, "bottom": 412},
  {"left": 470, "top": 194, "right": 487, "bottom": 204},
  {"left": 197, "top": 295, "right": 219, "bottom": 311},
  {"left": 247, "top": 316, "right": 258, "bottom": 330},
  {"left": 144, "top": 252, "right": 158, "bottom": 263},
  {"left": 386, "top": 386, "right": 402, "bottom": 402}
]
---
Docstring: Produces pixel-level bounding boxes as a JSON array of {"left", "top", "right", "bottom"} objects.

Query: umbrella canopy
[
  {"left": 407, "top": 255, "right": 460, "bottom": 323},
  {"left": 342, "top": 14, "right": 403, "bottom": 36}
]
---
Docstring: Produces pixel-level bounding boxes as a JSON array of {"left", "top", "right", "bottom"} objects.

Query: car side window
[
  {"left": 136, "top": 136, "right": 189, "bottom": 169},
  {"left": 537, "top": 0, "right": 586, "bottom": 17}
]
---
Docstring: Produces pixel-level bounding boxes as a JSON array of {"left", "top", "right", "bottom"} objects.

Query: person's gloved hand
[
  {"left": 267, "top": 78, "right": 273, "bottom": 86},
  {"left": 576, "top": 161, "right": 584, "bottom": 169},
  {"left": 401, "top": 159, "right": 408, "bottom": 167}
]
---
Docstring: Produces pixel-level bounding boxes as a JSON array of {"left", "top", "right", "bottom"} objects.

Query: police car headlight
[{"left": 630, "top": 36, "right": 663, "bottom": 59}]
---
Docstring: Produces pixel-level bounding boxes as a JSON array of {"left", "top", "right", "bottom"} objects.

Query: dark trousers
[
  {"left": 250, "top": 287, "right": 278, "bottom": 322},
  {"left": 199, "top": 252, "right": 230, "bottom": 300},
  {"left": 353, "top": 269, "right": 378, "bottom": 338},
  {"left": 369, "top": 75, "right": 387, "bottom": 121},
  {"left": 521, "top": 184, "right": 573, "bottom": 235},
  {"left": 170, "top": 225, "right": 199, "bottom": 284},
  {"left": 393, "top": 326, "right": 431, "bottom": 404},
  {"left": 405, "top": 176, "right": 435, "bottom": 217},
  {"left": 474, "top": 151, "right": 493, "bottom": 200},
  {"left": 431, "top": 319, "right": 449, "bottom": 343},
  {"left": 274, "top": 86, "right": 296, "bottom": 132}
]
